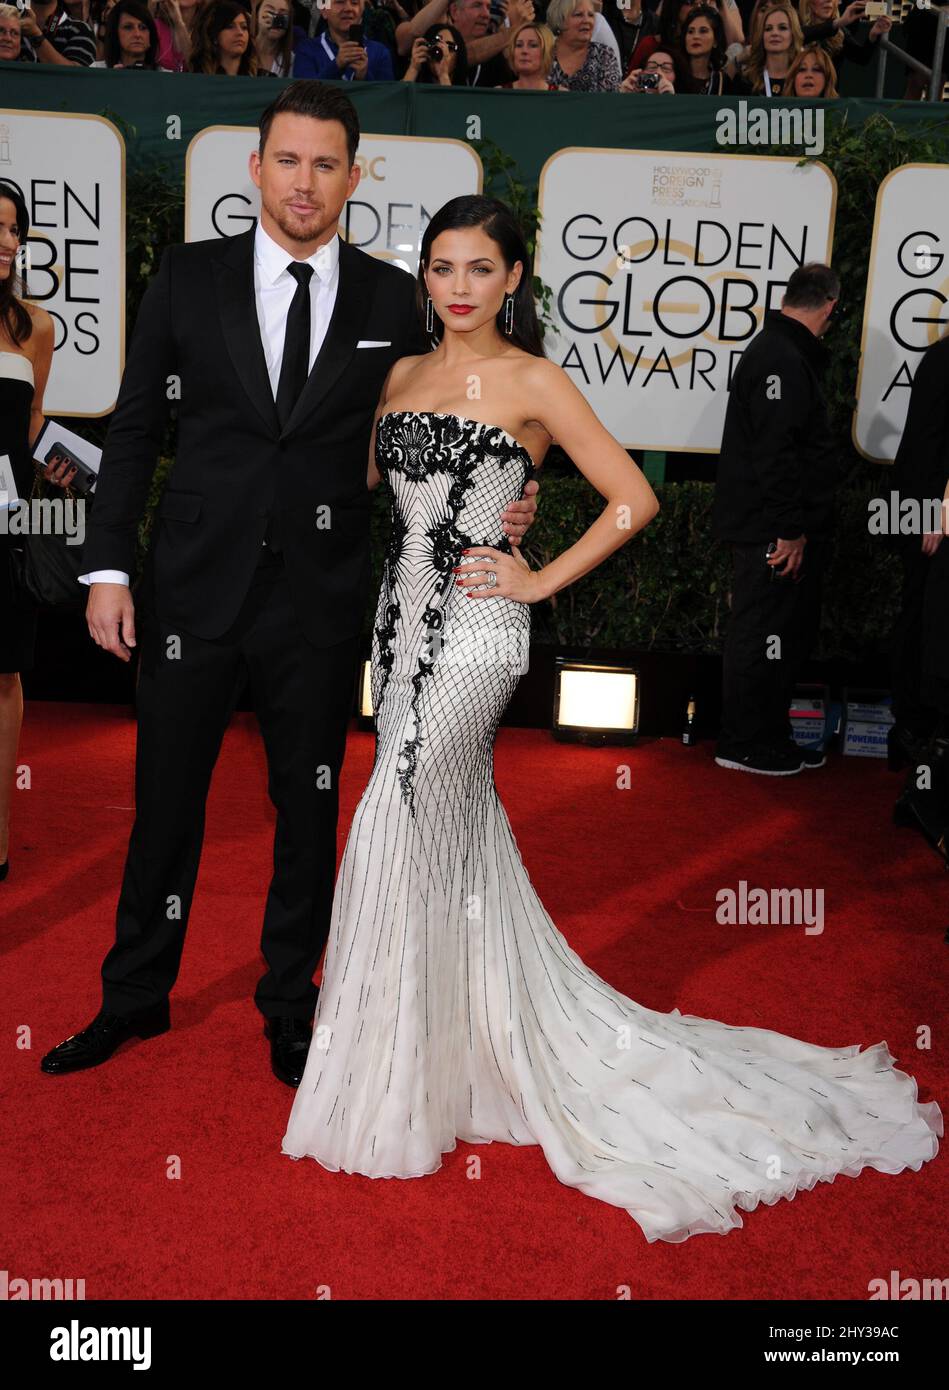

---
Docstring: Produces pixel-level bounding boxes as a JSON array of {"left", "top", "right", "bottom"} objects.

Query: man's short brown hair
[{"left": 258, "top": 80, "right": 360, "bottom": 168}]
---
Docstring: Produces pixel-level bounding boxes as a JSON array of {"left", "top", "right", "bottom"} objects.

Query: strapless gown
[
  {"left": 1, "top": 349, "right": 39, "bottom": 675},
  {"left": 282, "top": 409, "right": 942, "bottom": 1243}
]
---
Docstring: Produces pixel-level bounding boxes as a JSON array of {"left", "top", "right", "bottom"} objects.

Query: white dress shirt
[{"left": 79, "top": 220, "right": 341, "bottom": 587}]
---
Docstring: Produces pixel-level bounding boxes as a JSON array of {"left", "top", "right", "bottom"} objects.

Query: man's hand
[
  {"left": 768, "top": 534, "right": 806, "bottom": 579},
  {"left": 87, "top": 583, "right": 137, "bottom": 662},
  {"left": 20, "top": 9, "right": 43, "bottom": 38},
  {"left": 922, "top": 531, "right": 944, "bottom": 557},
  {"left": 499, "top": 476, "right": 539, "bottom": 548},
  {"left": 337, "top": 40, "right": 368, "bottom": 77},
  {"left": 503, "top": 0, "right": 536, "bottom": 27}
]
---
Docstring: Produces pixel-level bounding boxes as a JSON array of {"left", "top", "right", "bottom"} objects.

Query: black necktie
[{"left": 275, "top": 261, "right": 314, "bottom": 429}]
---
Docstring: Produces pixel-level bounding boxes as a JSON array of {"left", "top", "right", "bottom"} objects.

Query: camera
[
  {"left": 427, "top": 40, "right": 443, "bottom": 59},
  {"left": 863, "top": 0, "right": 888, "bottom": 16},
  {"left": 269, "top": 11, "right": 289, "bottom": 29},
  {"left": 636, "top": 70, "right": 660, "bottom": 90},
  {"left": 347, "top": 22, "right": 363, "bottom": 43}
]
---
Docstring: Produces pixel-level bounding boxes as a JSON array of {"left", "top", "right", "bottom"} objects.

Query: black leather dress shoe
[
  {"left": 40, "top": 1003, "right": 170, "bottom": 1075},
  {"left": 264, "top": 1015, "right": 314, "bottom": 1087}
]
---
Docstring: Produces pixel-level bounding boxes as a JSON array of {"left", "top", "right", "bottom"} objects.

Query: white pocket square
[{"left": 356, "top": 339, "right": 392, "bottom": 348}]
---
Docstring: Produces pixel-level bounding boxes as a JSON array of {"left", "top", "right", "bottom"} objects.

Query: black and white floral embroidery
[{"left": 373, "top": 411, "right": 533, "bottom": 818}]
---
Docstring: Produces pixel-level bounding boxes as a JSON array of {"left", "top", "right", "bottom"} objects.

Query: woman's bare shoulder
[
  {"left": 384, "top": 352, "right": 429, "bottom": 401},
  {"left": 24, "top": 302, "right": 55, "bottom": 342}
]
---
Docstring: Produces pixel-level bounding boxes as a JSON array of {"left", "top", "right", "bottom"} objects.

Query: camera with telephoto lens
[
  {"left": 269, "top": 11, "right": 289, "bottom": 29},
  {"left": 636, "top": 70, "right": 660, "bottom": 89}
]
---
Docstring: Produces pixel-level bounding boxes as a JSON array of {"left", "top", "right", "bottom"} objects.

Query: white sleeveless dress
[{"left": 281, "top": 410, "right": 943, "bottom": 1243}]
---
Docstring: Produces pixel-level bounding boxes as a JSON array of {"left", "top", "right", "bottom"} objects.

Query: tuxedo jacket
[{"left": 83, "top": 223, "right": 431, "bottom": 647}]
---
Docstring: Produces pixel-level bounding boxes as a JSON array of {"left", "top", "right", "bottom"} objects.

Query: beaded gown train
[{"left": 282, "top": 409, "right": 943, "bottom": 1243}]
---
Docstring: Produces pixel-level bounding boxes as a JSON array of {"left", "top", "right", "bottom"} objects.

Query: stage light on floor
[
  {"left": 356, "top": 659, "right": 375, "bottom": 730},
  {"left": 552, "top": 659, "right": 639, "bottom": 745}
]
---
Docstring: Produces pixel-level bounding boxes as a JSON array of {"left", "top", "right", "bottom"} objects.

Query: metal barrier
[{"left": 873, "top": 2, "right": 949, "bottom": 101}]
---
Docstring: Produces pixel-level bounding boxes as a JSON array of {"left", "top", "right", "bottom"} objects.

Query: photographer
[
  {"left": 18, "top": 0, "right": 97, "bottom": 63},
  {"left": 799, "top": 0, "right": 892, "bottom": 81},
  {"left": 253, "top": 0, "right": 297, "bottom": 73},
  {"left": 293, "top": 0, "right": 395, "bottom": 78},
  {"left": 401, "top": 20, "right": 469, "bottom": 80},
  {"left": 91, "top": 0, "right": 162, "bottom": 64},
  {"left": 444, "top": 0, "right": 533, "bottom": 86},
  {"left": 619, "top": 45, "right": 680, "bottom": 89}
]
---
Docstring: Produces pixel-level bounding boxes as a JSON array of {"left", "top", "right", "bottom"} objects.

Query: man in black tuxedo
[
  {"left": 711, "top": 263, "right": 840, "bottom": 778},
  {"left": 41, "top": 80, "right": 539, "bottom": 1085}
]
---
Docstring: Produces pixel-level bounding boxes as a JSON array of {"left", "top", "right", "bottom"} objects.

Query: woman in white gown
[{"left": 282, "top": 195, "right": 942, "bottom": 1243}]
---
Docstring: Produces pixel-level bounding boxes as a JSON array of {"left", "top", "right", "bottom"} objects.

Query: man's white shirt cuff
[{"left": 79, "top": 571, "right": 130, "bottom": 586}]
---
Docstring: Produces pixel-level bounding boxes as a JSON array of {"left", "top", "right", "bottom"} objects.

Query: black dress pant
[
  {"left": 100, "top": 548, "right": 362, "bottom": 1021},
  {"left": 890, "top": 536, "right": 938, "bottom": 738},
  {"left": 719, "top": 535, "right": 830, "bottom": 753}
]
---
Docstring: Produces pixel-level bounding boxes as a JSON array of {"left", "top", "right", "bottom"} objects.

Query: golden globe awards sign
[
  {"left": 535, "top": 149, "right": 837, "bottom": 453},
  {"left": 0, "top": 110, "right": 125, "bottom": 417},
  {"left": 185, "top": 128, "right": 481, "bottom": 268},
  {"left": 854, "top": 163, "right": 949, "bottom": 463}
]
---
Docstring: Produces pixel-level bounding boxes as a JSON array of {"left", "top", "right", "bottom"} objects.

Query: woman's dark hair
[
  {"left": 681, "top": 4, "right": 727, "bottom": 78},
  {"left": 189, "top": 0, "right": 258, "bottom": 75},
  {"left": 0, "top": 179, "right": 32, "bottom": 347},
  {"left": 259, "top": 79, "right": 360, "bottom": 167},
  {"left": 418, "top": 195, "right": 546, "bottom": 358},
  {"left": 104, "top": 0, "right": 160, "bottom": 68},
  {"left": 659, "top": 0, "right": 691, "bottom": 49},
  {"left": 416, "top": 22, "right": 469, "bottom": 84}
]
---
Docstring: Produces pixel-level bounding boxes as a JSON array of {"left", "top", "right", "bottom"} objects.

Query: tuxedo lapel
[
  {"left": 280, "top": 235, "right": 375, "bottom": 441},
  {"left": 211, "top": 227, "right": 279, "bottom": 435}
]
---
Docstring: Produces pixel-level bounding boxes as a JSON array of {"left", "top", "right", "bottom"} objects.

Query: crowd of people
[{"left": 0, "top": 0, "right": 933, "bottom": 96}]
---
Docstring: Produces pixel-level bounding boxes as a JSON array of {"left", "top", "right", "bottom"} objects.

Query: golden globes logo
[
  {"left": 553, "top": 211, "right": 804, "bottom": 384},
  {"left": 880, "top": 231, "right": 949, "bottom": 401}
]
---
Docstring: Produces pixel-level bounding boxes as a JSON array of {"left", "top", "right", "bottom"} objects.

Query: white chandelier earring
[
  {"left": 425, "top": 295, "right": 434, "bottom": 334},
  {"left": 503, "top": 294, "right": 514, "bottom": 336}
]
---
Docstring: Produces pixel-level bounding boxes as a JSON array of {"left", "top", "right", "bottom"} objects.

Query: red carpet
[{"left": 3, "top": 701, "right": 945, "bottom": 1300}]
